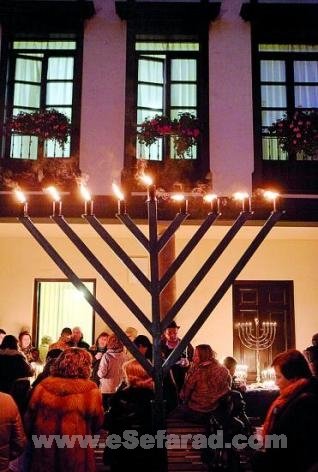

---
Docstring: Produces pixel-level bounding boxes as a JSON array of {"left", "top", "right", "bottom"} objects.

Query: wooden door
[{"left": 233, "top": 281, "right": 295, "bottom": 382}]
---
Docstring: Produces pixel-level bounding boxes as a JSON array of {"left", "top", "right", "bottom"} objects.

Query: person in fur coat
[{"left": 24, "top": 347, "right": 104, "bottom": 472}]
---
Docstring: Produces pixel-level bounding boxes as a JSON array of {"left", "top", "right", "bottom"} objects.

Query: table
[{"left": 243, "top": 388, "right": 279, "bottom": 425}]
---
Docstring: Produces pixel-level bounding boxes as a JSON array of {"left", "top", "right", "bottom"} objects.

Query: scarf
[{"left": 262, "top": 378, "right": 309, "bottom": 436}]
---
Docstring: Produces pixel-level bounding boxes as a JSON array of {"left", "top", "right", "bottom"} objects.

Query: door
[{"left": 233, "top": 281, "right": 295, "bottom": 382}]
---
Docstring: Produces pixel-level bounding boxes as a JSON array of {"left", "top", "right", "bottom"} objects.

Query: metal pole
[
  {"left": 147, "top": 194, "right": 167, "bottom": 471},
  {"left": 52, "top": 215, "right": 152, "bottom": 334},
  {"left": 161, "top": 211, "right": 252, "bottom": 330},
  {"left": 19, "top": 215, "right": 153, "bottom": 376},
  {"left": 84, "top": 214, "right": 151, "bottom": 292},
  {"left": 163, "top": 211, "right": 284, "bottom": 372}
]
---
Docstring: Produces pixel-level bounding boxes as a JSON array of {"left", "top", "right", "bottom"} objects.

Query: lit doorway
[{"left": 34, "top": 279, "right": 95, "bottom": 347}]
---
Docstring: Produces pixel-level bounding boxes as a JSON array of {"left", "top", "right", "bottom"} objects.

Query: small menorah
[{"left": 237, "top": 318, "right": 277, "bottom": 384}]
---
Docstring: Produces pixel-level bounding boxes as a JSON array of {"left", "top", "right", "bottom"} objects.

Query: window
[
  {"left": 259, "top": 44, "right": 318, "bottom": 161},
  {"left": 117, "top": 0, "right": 220, "bottom": 183},
  {"left": 2, "top": 39, "right": 79, "bottom": 161},
  {"left": 136, "top": 41, "right": 199, "bottom": 161}
]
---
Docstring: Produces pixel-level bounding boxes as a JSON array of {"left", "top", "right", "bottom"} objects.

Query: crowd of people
[{"left": 0, "top": 324, "right": 318, "bottom": 472}]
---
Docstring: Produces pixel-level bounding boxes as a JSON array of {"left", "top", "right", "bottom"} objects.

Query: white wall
[
  {"left": 80, "top": 0, "right": 126, "bottom": 194},
  {"left": 0, "top": 222, "right": 317, "bottom": 359},
  {"left": 79, "top": 0, "right": 255, "bottom": 196}
]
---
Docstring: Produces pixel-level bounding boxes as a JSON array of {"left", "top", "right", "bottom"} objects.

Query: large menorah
[
  {"left": 237, "top": 317, "right": 277, "bottom": 384},
  {"left": 14, "top": 183, "right": 283, "bottom": 470}
]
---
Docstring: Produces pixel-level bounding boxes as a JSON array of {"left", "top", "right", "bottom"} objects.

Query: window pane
[
  {"left": 46, "top": 82, "right": 73, "bottom": 105},
  {"left": 261, "top": 85, "right": 286, "bottom": 107},
  {"left": 14, "top": 41, "right": 76, "bottom": 50},
  {"left": 137, "top": 84, "right": 163, "bottom": 109},
  {"left": 138, "top": 58, "right": 163, "bottom": 83},
  {"left": 259, "top": 44, "right": 318, "bottom": 53},
  {"left": 47, "top": 57, "right": 74, "bottom": 80},
  {"left": 15, "top": 58, "right": 42, "bottom": 82},
  {"left": 261, "top": 60, "right": 285, "bottom": 82},
  {"left": 171, "top": 59, "right": 197, "bottom": 81},
  {"left": 137, "top": 138, "right": 162, "bottom": 161},
  {"left": 45, "top": 137, "right": 70, "bottom": 158},
  {"left": 137, "top": 109, "right": 162, "bottom": 124},
  {"left": 295, "top": 86, "right": 318, "bottom": 108},
  {"left": 170, "top": 109, "right": 196, "bottom": 120},
  {"left": 136, "top": 42, "right": 199, "bottom": 51},
  {"left": 10, "top": 135, "right": 38, "bottom": 160},
  {"left": 262, "top": 110, "right": 286, "bottom": 127},
  {"left": 294, "top": 61, "right": 318, "bottom": 83},
  {"left": 13, "top": 83, "right": 41, "bottom": 108},
  {"left": 47, "top": 106, "right": 72, "bottom": 121},
  {"left": 171, "top": 84, "right": 196, "bottom": 107},
  {"left": 262, "top": 137, "right": 288, "bottom": 161}
]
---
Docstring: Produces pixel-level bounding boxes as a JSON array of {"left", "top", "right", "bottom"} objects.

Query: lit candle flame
[
  {"left": 14, "top": 189, "right": 26, "bottom": 204},
  {"left": 139, "top": 174, "right": 153, "bottom": 186},
  {"left": 233, "top": 191, "right": 249, "bottom": 201},
  {"left": 263, "top": 190, "right": 279, "bottom": 201},
  {"left": 45, "top": 186, "right": 61, "bottom": 202},
  {"left": 112, "top": 182, "right": 125, "bottom": 201},
  {"left": 171, "top": 193, "right": 185, "bottom": 202},
  {"left": 203, "top": 193, "right": 217, "bottom": 203},
  {"left": 80, "top": 184, "right": 91, "bottom": 202}
]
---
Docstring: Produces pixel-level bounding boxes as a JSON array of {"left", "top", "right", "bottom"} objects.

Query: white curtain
[{"left": 37, "top": 281, "right": 94, "bottom": 347}]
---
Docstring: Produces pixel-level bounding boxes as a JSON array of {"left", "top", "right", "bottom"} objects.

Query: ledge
[
  {"left": 241, "top": 2, "right": 318, "bottom": 26},
  {"left": 0, "top": 1, "right": 95, "bottom": 30},
  {"left": 115, "top": 1, "right": 221, "bottom": 22}
]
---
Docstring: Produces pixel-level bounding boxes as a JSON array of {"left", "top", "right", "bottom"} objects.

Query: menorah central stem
[{"left": 237, "top": 318, "right": 277, "bottom": 384}]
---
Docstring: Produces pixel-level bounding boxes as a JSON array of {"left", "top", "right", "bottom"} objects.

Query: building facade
[{"left": 0, "top": 0, "right": 317, "bottom": 375}]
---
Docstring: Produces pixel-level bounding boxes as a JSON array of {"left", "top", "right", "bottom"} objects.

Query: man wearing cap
[{"left": 160, "top": 321, "right": 194, "bottom": 392}]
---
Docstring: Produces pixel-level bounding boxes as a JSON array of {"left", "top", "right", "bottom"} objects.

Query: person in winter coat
[
  {"left": 0, "top": 392, "right": 26, "bottom": 471},
  {"left": 97, "top": 334, "right": 125, "bottom": 410},
  {"left": 103, "top": 359, "right": 155, "bottom": 472},
  {"left": 0, "top": 335, "right": 34, "bottom": 414},
  {"left": 177, "top": 344, "right": 231, "bottom": 423},
  {"left": 24, "top": 347, "right": 104, "bottom": 472},
  {"left": 89, "top": 332, "right": 109, "bottom": 386},
  {"left": 252, "top": 349, "right": 318, "bottom": 472}
]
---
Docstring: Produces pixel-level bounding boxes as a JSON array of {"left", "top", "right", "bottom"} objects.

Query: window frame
[
  {"left": 245, "top": 2, "right": 318, "bottom": 194},
  {"left": 136, "top": 45, "right": 200, "bottom": 162},
  {"left": 0, "top": 32, "right": 84, "bottom": 169},
  {"left": 257, "top": 47, "right": 318, "bottom": 162},
  {"left": 123, "top": 22, "right": 210, "bottom": 184}
]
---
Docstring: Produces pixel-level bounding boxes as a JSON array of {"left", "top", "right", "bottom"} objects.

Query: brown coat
[
  {"left": 25, "top": 376, "right": 104, "bottom": 472},
  {"left": 0, "top": 392, "right": 26, "bottom": 472},
  {"left": 180, "top": 359, "right": 231, "bottom": 412}
]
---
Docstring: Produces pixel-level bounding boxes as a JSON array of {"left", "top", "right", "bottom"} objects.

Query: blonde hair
[{"left": 123, "top": 359, "right": 154, "bottom": 389}]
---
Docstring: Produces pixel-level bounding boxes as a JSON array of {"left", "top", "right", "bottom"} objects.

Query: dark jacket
[
  {"left": 252, "top": 377, "right": 318, "bottom": 472},
  {"left": 104, "top": 386, "right": 155, "bottom": 471},
  {"left": 0, "top": 349, "right": 34, "bottom": 394}
]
